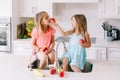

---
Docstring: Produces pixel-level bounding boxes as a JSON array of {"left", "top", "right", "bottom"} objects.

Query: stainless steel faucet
[{"left": 54, "top": 40, "right": 67, "bottom": 69}]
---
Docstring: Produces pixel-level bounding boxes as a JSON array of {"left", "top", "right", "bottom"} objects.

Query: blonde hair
[
  {"left": 34, "top": 11, "right": 47, "bottom": 32},
  {"left": 72, "top": 14, "right": 87, "bottom": 35}
]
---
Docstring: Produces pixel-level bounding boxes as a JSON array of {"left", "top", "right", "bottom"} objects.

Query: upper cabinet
[
  {"left": 19, "top": 0, "right": 99, "bottom": 17},
  {"left": 0, "top": 0, "right": 12, "bottom": 17},
  {"left": 51, "top": 0, "right": 99, "bottom": 3},
  {"left": 19, "top": 0, "right": 35, "bottom": 17},
  {"left": 19, "top": 0, "right": 50, "bottom": 17},
  {"left": 99, "top": 0, "right": 120, "bottom": 18}
]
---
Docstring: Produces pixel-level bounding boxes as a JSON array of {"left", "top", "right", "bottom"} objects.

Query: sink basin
[
  {"left": 55, "top": 36, "right": 70, "bottom": 42},
  {"left": 55, "top": 36, "right": 96, "bottom": 43}
]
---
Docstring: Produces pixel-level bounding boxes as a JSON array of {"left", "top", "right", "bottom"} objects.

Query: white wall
[
  {"left": 52, "top": 3, "right": 120, "bottom": 39},
  {"left": 12, "top": 0, "right": 21, "bottom": 40}
]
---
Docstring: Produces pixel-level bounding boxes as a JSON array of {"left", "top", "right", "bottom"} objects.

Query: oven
[{"left": 0, "top": 17, "right": 11, "bottom": 52}]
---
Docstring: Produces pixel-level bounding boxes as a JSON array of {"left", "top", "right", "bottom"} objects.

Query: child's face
[
  {"left": 41, "top": 13, "right": 50, "bottom": 25},
  {"left": 71, "top": 17, "right": 77, "bottom": 28}
]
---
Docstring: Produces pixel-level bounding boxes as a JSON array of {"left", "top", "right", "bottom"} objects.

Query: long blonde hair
[
  {"left": 72, "top": 14, "right": 87, "bottom": 36},
  {"left": 34, "top": 11, "right": 47, "bottom": 32}
]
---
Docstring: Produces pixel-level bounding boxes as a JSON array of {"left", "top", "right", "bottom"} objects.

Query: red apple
[
  {"left": 49, "top": 18, "right": 56, "bottom": 23},
  {"left": 80, "top": 39, "right": 84, "bottom": 43},
  {"left": 58, "top": 70, "right": 64, "bottom": 78},
  {"left": 43, "top": 46, "right": 48, "bottom": 52},
  {"left": 49, "top": 67, "right": 55, "bottom": 75}
]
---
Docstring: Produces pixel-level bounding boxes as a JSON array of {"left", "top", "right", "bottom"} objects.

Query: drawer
[{"left": 13, "top": 44, "right": 32, "bottom": 56}]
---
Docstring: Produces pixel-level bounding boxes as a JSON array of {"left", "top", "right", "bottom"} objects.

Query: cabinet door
[
  {"left": 0, "top": 0, "right": 11, "bottom": 16},
  {"left": 19, "top": 0, "right": 50, "bottom": 17},
  {"left": 86, "top": 47, "right": 106, "bottom": 60},
  {"left": 99, "top": 0, "right": 120, "bottom": 18},
  {"left": 19, "top": 0, "right": 36, "bottom": 17},
  {"left": 108, "top": 47, "right": 120, "bottom": 61},
  {"left": 86, "top": 47, "right": 95, "bottom": 60},
  {"left": 13, "top": 43, "right": 32, "bottom": 56},
  {"left": 37, "top": 0, "right": 50, "bottom": 14},
  {"left": 94, "top": 47, "right": 106, "bottom": 60}
]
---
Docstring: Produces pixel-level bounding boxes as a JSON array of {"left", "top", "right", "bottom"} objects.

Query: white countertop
[
  {"left": 13, "top": 38, "right": 120, "bottom": 48},
  {"left": 92, "top": 38, "right": 120, "bottom": 48},
  {"left": 0, "top": 54, "right": 120, "bottom": 80}
]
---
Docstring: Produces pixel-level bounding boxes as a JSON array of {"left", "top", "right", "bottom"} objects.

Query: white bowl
[{"left": 107, "top": 36, "right": 114, "bottom": 42}]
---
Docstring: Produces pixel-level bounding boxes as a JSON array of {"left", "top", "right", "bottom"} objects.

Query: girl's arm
[
  {"left": 32, "top": 38, "right": 41, "bottom": 52},
  {"left": 80, "top": 32, "right": 91, "bottom": 48},
  {"left": 47, "top": 35, "right": 55, "bottom": 54},
  {"left": 55, "top": 24, "right": 74, "bottom": 36}
]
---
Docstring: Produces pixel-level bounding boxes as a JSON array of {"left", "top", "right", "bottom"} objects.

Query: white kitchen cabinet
[
  {"left": 19, "top": 0, "right": 50, "bottom": 17},
  {"left": 51, "top": 0, "right": 99, "bottom": 3},
  {"left": 107, "top": 47, "right": 120, "bottom": 61},
  {"left": 37, "top": 0, "right": 50, "bottom": 14},
  {"left": 86, "top": 47, "right": 94, "bottom": 60},
  {"left": 0, "top": 0, "right": 12, "bottom": 17},
  {"left": 19, "top": 0, "right": 34, "bottom": 17},
  {"left": 13, "top": 43, "right": 32, "bottom": 56},
  {"left": 86, "top": 47, "right": 106, "bottom": 60},
  {"left": 13, "top": 39, "right": 32, "bottom": 56},
  {"left": 99, "top": 0, "right": 120, "bottom": 18}
]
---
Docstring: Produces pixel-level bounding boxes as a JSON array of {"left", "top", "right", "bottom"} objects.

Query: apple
[
  {"left": 80, "top": 39, "right": 84, "bottom": 43},
  {"left": 49, "top": 18, "right": 56, "bottom": 23},
  {"left": 49, "top": 67, "right": 55, "bottom": 75},
  {"left": 58, "top": 70, "right": 64, "bottom": 78},
  {"left": 43, "top": 46, "right": 48, "bottom": 52}
]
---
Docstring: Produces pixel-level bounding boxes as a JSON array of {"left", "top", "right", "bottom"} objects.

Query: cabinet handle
[{"left": 32, "top": 6, "right": 37, "bottom": 14}]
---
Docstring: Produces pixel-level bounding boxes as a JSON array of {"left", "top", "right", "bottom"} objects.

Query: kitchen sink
[
  {"left": 55, "top": 36, "right": 96, "bottom": 43},
  {"left": 55, "top": 36, "right": 70, "bottom": 42}
]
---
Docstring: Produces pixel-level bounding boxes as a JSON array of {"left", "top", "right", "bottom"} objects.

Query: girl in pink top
[{"left": 31, "top": 11, "right": 55, "bottom": 69}]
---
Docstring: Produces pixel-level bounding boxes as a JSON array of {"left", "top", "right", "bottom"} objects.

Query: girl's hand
[
  {"left": 41, "top": 46, "right": 49, "bottom": 55},
  {"left": 79, "top": 42, "right": 85, "bottom": 48},
  {"left": 49, "top": 18, "right": 56, "bottom": 23},
  {"left": 79, "top": 39, "right": 85, "bottom": 47},
  {"left": 49, "top": 18, "right": 56, "bottom": 27}
]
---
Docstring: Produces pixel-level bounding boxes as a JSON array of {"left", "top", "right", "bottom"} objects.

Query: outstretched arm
[{"left": 55, "top": 24, "right": 74, "bottom": 36}]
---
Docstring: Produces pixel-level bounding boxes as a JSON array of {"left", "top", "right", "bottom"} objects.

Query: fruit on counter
[
  {"left": 49, "top": 67, "right": 55, "bottom": 75},
  {"left": 80, "top": 39, "right": 84, "bottom": 43},
  {"left": 27, "top": 32, "right": 31, "bottom": 37},
  {"left": 57, "top": 68, "right": 61, "bottom": 74},
  {"left": 58, "top": 69, "right": 64, "bottom": 78},
  {"left": 57, "top": 67, "right": 62, "bottom": 73},
  {"left": 49, "top": 18, "right": 56, "bottom": 23},
  {"left": 33, "top": 69, "right": 45, "bottom": 77},
  {"left": 26, "top": 27, "right": 31, "bottom": 33},
  {"left": 28, "top": 19, "right": 34, "bottom": 27},
  {"left": 19, "top": 35, "right": 23, "bottom": 39},
  {"left": 23, "top": 35, "right": 28, "bottom": 39},
  {"left": 43, "top": 46, "right": 48, "bottom": 52}
]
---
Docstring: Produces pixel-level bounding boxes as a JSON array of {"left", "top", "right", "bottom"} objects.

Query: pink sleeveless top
[{"left": 31, "top": 27, "right": 55, "bottom": 48}]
